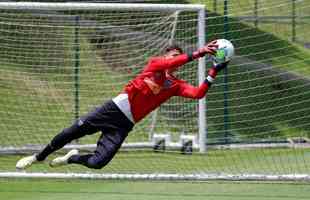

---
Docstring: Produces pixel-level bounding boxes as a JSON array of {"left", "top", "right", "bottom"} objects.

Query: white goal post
[{"left": 0, "top": 2, "right": 207, "bottom": 153}]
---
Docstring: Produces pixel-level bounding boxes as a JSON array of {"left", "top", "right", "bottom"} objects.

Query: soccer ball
[{"left": 212, "top": 39, "right": 235, "bottom": 64}]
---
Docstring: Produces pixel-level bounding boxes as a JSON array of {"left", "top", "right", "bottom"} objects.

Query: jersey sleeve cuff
[{"left": 204, "top": 75, "right": 215, "bottom": 86}]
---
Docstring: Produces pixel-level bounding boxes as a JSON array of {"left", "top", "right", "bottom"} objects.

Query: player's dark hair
[{"left": 165, "top": 44, "right": 183, "bottom": 54}]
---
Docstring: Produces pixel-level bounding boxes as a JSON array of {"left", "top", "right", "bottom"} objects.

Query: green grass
[
  {"left": 1, "top": 148, "right": 309, "bottom": 174},
  {"left": 0, "top": 178, "right": 310, "bottom": 200},
  {"left": 1, "top": 149, "right": 310, "bottom": 199}
]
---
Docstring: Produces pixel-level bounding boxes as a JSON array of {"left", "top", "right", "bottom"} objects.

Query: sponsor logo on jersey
[
  {"left": 163, "top": 79, "right": 173, "bottom": 89},
  {"left": 144, "top": 77, "right": 162, "bottom": 95}
]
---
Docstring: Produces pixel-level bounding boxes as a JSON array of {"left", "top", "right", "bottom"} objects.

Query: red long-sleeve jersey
[{"left": 123, "top": 54, "right": 210, "bottom": 123}]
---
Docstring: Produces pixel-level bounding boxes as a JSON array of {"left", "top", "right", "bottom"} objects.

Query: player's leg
[
  {"left": 36, "top": 120, "right": 97, "bottom": 161},
  {"left": 16, "top": 107, "right": 102, "bottom": 170},
  {"left": 50, "top": 128, "right": 129, "bottom": 168},
  {"left": 16, "top": 120, "right": 98, "bottom": 170},
  {"left": 50, "top": 100, "right": 134, "bottom": 169}
]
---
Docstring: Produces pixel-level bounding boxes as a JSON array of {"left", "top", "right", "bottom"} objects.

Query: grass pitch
[
  {"left": 1, "top": 149, "right": 310, "bottom": 200},
  {"left": 1, "top": 148, "right": 310, "bottom": 175},
  {"left": 1, "top": 178, "right": 310, "bottom": 200}
]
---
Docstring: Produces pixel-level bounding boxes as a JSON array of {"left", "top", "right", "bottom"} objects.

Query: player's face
[
  {"left": 164, "top": 49, "right": 182, "bottom": 59},
  {"left": 164, "top": 49, "right": 182, "bottom": 74}
]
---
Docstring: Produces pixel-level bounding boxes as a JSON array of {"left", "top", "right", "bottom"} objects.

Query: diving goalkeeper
[{"left": 16, "top": 40, "right": 228, "bottom": 170}]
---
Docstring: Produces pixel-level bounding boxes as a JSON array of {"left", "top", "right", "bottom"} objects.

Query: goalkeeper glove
[
  {"left": 205, "top": 67, "right": 217, "bottom": 85},
  {"left": 189, "top": 40, "right": 218, "bottom": 60},
  {"left": 213, "top": 61, "right": 229, "bottom": 72},
  {"left": 204, "top": 61, "right": 229, "bottom": 85}
]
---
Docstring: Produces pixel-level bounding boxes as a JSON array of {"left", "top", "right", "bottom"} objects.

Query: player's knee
[{"left": 87, "top": 157, "right": 110, "bottom": 169}]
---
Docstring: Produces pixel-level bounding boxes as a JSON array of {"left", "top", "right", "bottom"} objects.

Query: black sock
[
  {"left": 35, "top": 122, "right": 84, "bottom": 161},
  {"left": 36, "top": 144, "right": 54, "bottom": 161}
]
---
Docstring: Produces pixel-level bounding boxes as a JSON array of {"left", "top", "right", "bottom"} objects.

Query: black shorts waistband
[{"left": 80, "top": 100, "right": 134, "bottom": 133}]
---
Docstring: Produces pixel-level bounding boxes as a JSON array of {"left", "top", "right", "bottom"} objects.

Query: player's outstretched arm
[
  {"left": 145, "top": 41, "right": 218, "bottom": 72},
  {"left": 177, "top": 38, "right": 234, "bottom": 99},
  {"left": 177, "top": 61, "right": 229, "bottom": 99}
]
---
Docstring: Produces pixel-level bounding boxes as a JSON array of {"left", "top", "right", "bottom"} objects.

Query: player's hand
[
  {"left": 200, "top": 40, "right": 218, "bottom": 55},
  {"left": 213, "top": 61, "right": 229, "bottom": 72},
  {"left": 191, "top": 40, "right": 218, "bottom": 60},
  {"left": 204, "top": 67, "right": 217, "bottom": 84},
  {"left": 204, "top": 61, "right": 229, "bottom": 85}
]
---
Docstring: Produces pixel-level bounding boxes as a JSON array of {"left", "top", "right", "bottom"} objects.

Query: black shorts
[
  {"left": 67, "top": 100, "right": 135, "bottom": 168},
  {"left": 79, "top": 100, "right": 134, "bottom": 135},
  {"left": 39, "top": 100, "right": 134, "bottom": 168}
]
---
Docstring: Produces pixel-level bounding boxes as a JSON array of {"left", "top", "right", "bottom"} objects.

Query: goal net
[{"left": 0, "top": 1, "right": 309, "bottom": 181}]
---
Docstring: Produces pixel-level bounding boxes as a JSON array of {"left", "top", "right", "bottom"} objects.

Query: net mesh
[
  {"left": 0, "top": 5, "right": 200, "bottom": 148},
  {"left": 0, "top": 1, "right": 310, "bottom": 179}
]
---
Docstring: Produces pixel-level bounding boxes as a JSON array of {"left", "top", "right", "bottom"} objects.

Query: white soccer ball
[{"left": 212, "top": 39, "right": 235, "bottom": 64}]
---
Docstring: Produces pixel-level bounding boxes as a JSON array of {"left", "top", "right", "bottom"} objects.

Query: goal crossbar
[{"left": 0, "top": 2, "right": 205, "bottom": 12}]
